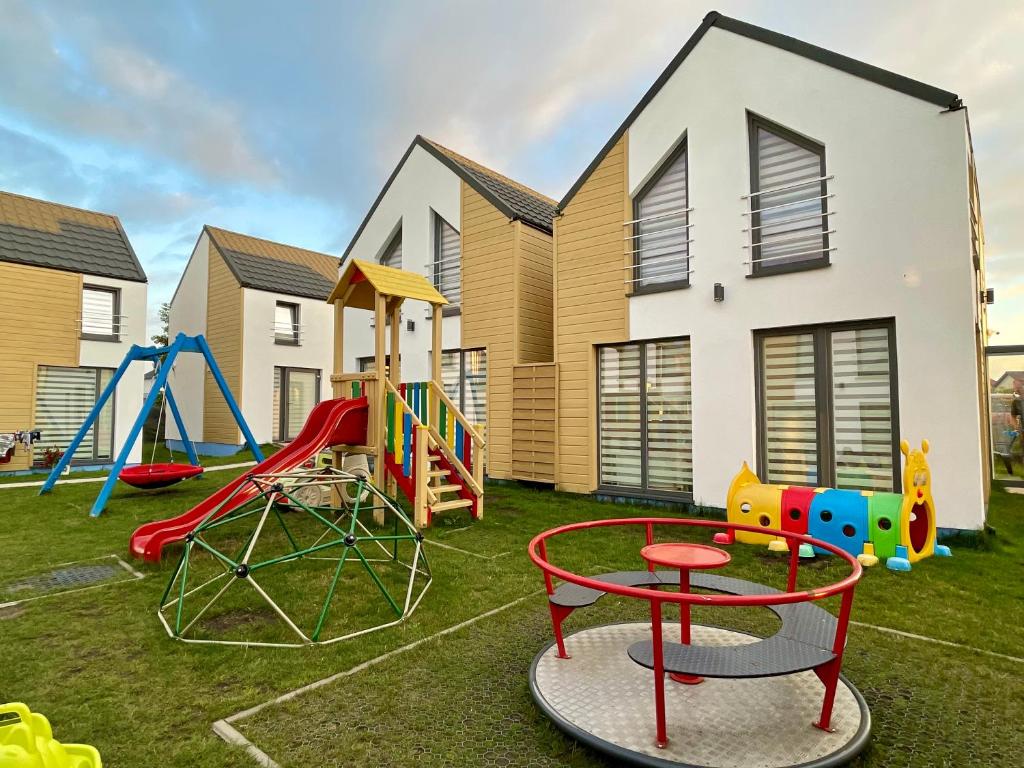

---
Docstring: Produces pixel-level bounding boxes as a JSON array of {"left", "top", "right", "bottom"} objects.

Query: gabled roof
[
  {"left": 0, "top": 190, "right": 147, "bottom": 282},
  {"left": 421, "top": 138, "right": 558, "bottom": 233},
  {"left": 328, "top": 258, "right": 448, "bottom": 310},
  {"left": 341, "top": 135, "right": 557, "bottom": 261},
  {"left": 205, "top": 225, "right": 340, "bottom": 301},
  {"left": 558, "top": 11, "right": 962, "bottom": 211}
]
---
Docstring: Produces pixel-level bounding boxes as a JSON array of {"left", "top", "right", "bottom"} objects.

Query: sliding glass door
[
  {"left": 756, "top": 320, "right": 899, "bottom": 492},
  {"left": 598, "top": 338, "right": 692, "bottom": 497},
  {"left": 34, "top": 366, "right": 115, "bottom": 464},
  {"left": 273, "top": 367, "right": 321, "bottom": 442}
]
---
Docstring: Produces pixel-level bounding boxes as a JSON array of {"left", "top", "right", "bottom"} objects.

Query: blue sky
[{"left": 1, "top": 0, "right": 1021, "bottom": 343}]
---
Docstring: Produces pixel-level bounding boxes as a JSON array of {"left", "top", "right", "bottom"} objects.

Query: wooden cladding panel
[
  {"left": 461, "top": 182, "right": 516, "bottom": 478},
  {"left": 511, "top": 363, "right": 557, "bottom": 483},
  {"left": 515, "top": 223, "right": 554, "bottom": 364},
  {"left": 553, "top": 134, "right": 629, "bottom": 492},
  {"left": 0, "top": 262, "right": 81, "bottom": 470},
  {"left": 203, "top": 244, "right": 244, "bottom": 444}
]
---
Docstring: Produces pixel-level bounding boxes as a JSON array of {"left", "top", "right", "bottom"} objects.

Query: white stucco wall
[
  {"left": 79, "top": 274, "right": 148, "bottom": 464},
  {"left": 164, "top": 232, "right": 209, "bottom": 442},
  {"left": 624, "top": 26, "right": 982, "bottom": 529},
  {"left": 241, "top": 288, "right": 334, "bottom": 443},
  {"left": 343, "top": 143, "right": 463, "bottom": 380}
]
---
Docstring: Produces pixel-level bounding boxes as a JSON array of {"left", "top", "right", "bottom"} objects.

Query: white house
[
  {"left": 0, "top": 190, "right": 148, "bottom": 472},
  {"left": 165, "top": 226, "right": 338, "bottom": 453},
  {"left": 550, "top": 12, "right": 989, "bottom": 532}
]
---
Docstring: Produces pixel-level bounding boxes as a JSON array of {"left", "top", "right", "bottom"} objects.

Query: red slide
[{"left": 129, "top": 396, "right": 368, "bottom": 562}]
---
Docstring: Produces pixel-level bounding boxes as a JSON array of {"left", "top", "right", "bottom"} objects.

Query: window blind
[
  {"left": 435, "top": 216, "right": 461, "bottom": 305},
  {"left": 645, "top": 339, "right": 692, "bottom": 492},
  {"left": 34, "top": 366, "right": 114, "bottom": 462},
  {"left": 382, "top": 231, "right": 402, "bottom": 269},
  {"left": 635, "top": 147, "right": 689, "bottom": 287},
  {"left": 599, "top": 345, "right": 642, "bottom": 487},
  {"left": 752, "top": 125, "right": 827, "bottom": 269},
  {"left": 830, "top": 327, "right": 895, "bottom": 491},
  {"left": 761, "top": 332, "right": 819, "bottom": 485},
  {"left": 82, "top": 287, "right": 116, "bottom": 338}
]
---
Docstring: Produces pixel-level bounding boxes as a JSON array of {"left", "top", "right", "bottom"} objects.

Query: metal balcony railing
[
  {"left": 624, "top": 207, "right": 695, "bottom": 288},
  {"left": 742, "top": 175, "right": 836, "bottom": 273}
]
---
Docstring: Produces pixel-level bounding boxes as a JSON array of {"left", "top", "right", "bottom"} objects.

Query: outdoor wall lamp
[{"left": 714, "top": 283, "right": 725, "bottom": 302}]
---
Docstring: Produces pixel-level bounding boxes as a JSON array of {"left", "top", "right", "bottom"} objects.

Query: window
[
  {"left": 756, "top": 321, "right": 899, "bottom": 492},
  {"left": 358, "top": 355, "right": 399, "bottom": 375},
  {"left": 34, "top": 366, "right": 114, "bottom": 464},
  {"left": 273, "top": 367, "right": 321, "bottom": 442},
  {"left": 274, "top": 302, "right": 300, "bottom": 345},
  {"left": 748, "top": 115, "right": 830, "bottom": 276},
  {"left": 381, "top": 228, "right": 402, "bottom": 270},
  {"left": 433, "top": 213, "right": 461, "bottom": 310},
  {"left": 631, "top": 142, "right": 691, "bottom": 291},
  {"left": 437, "top": 348, "right": 487, "bottom": 426},
  {"left": 81, "top": 285, "right": 120, "bottom": 341},
  {"left": 598, "top": 338, "right": 692, "bottom": 496}
]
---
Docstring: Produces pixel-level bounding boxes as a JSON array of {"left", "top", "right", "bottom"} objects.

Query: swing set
[{"left": 40, "top": 333, "right": 263, "bottom": 517}]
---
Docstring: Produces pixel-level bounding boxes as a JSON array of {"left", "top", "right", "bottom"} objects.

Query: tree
[{"left": 151, "top": 302, "right": 171, "bottom": 347}]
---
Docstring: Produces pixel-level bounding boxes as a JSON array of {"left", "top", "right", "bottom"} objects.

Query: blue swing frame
[{"left": 39, "top": 332, "right": 263, "bottom": 517}]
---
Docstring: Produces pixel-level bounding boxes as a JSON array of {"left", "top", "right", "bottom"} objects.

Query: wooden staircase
[{"left": 382, "top": 379, "right": 484, "bottom": 527}]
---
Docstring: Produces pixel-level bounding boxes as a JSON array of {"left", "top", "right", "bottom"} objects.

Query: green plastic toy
[{"left": 0, "top": 703, "right": 101, "bottom": 768}]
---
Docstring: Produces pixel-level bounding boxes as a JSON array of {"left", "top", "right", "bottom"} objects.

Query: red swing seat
[{"left": 119, "top": 463, "right": 204, "bottom": 489}]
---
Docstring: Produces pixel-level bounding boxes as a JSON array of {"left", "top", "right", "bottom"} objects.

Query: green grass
[
  {"left": 0, "top": 477, "right": 1021, "bottom": 767},
  {"left": 0, "top": 441, "right": 276, "bottom": 484}
]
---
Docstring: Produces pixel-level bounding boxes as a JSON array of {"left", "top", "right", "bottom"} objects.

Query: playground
[
  {"left": 0, "top": 474, "right": 1020, "bottom": 766},
  {"left": 1, "top": 262, "right": 1018, "bottom": 767}
]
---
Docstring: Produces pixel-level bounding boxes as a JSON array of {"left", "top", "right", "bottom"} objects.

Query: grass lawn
[
  {"left": 0, "top": 441, "right": 275, "bottom": 485},
  {"left": 0, "top": 474, "right": 1021, "bottom": 767}
]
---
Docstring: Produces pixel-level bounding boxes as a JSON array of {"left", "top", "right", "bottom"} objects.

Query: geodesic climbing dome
[{"left": 158, "top": 467, "right": 431, "bottom": 647}]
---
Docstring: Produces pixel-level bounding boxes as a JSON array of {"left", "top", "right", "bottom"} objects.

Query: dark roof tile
[{"left": 0, "top": 191, "right": 146, "bottom": 282}]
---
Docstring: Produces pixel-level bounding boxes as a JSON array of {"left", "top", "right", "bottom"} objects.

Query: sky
[{"left": 0, "top": 0, "right": 1021, "bottom": 344}]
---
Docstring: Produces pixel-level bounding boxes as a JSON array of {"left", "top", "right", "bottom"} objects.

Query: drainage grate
[{"left": 2, "top": 564, "right": 124, "bottom": 596}]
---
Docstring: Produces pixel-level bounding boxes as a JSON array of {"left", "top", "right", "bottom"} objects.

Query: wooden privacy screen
[{"left": 511, "top": 363, "right": 557, "bottom": 483}]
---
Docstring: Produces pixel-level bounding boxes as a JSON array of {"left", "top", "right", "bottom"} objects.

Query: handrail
[
  {"left": 428, "top": 381, "right": 485, "bottom": 447},
  {"left": 384, "top": 379, "right": 485, "bottom": 499},
  {"left": 382, "top": 380, "right": 438, "bottom": 506},
  {"left": 529, "top": 517, "right": 862, "bottom": 606}
]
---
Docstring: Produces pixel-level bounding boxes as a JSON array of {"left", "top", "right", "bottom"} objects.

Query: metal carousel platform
[{"left": 530, "top": 621, "right": 871, "bottom": 768}]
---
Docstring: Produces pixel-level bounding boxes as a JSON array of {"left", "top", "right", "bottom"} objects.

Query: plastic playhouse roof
[{"left": 328, "top": 258, "right": 448, "bottom": 309}]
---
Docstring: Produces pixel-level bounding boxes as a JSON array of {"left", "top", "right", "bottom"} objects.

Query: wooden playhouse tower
[{"left": 328, "top": 259, "right": 485, "bottom": 527}]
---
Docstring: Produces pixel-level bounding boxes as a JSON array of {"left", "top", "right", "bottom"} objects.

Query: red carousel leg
[{"left": 651, "top": 598, "right": 669, "bottom": 748}]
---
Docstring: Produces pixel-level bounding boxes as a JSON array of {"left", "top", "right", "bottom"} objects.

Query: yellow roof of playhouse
[{"left": 328, "top": 258, "right": 448, "bottom": 310}]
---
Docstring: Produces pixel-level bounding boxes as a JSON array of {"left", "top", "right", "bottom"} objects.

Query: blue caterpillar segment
[
  {"left": 808, "top": 489, "right": 868, "bottom": 556},
  {"left": 724, "top": 440, "right": 947, "bottom": 572}
]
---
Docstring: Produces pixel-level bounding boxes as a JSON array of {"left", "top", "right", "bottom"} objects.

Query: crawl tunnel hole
[{"left": 909, "top": 502, "right": 931, "bottom": 554}]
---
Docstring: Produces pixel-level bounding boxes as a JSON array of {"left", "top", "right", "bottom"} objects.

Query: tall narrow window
[
  {"left": 759, "top": 332, "right": 819, "bottom": 485},
  {"left": 34, "top": 366, "right": 115, "bottom": 463},
  {"left": 436, "top": 348, "right": 487, "bottom": 427},
  {"left": 598, "top": 338, "right": 692, "bottom": 496},
  {"left": 433, "top": 213, "right": 461, "bottom": 309},
  {"left": 273, "top": 367, "right": 321, "bottom": 441},
  {"left": 748, "top": 115, "right": 830, "bottom": 275},
  {"left": 632, "top": 143, "right": 690, "bottom": 290},
  {"left": 381, "top": 228, "right": 402, "bottom": 270},
  {"left": 756, "top": 321, "right": 898, "bottom": 492},
  {"left": 274, "top": 302, "right": 300, "bottom": 345},
  {"left": 81, "top": 285, "right": 120, "bottom": 341}
]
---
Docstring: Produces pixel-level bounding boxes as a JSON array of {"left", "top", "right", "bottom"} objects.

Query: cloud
[{"left": 0, "top": 0, "right": 277, "bottom": 185}]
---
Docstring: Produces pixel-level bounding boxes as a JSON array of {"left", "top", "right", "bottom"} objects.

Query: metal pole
[
  {"left": 195, "top": 334, "right": 264, "bottom": 462},
  {"left": 163, "top": 382, "right": 199, "bottom": 466}
]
